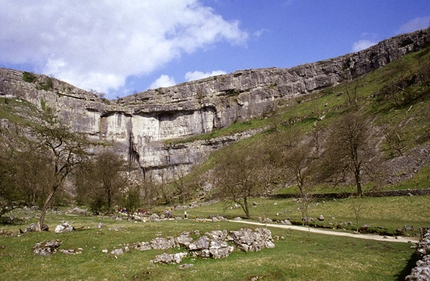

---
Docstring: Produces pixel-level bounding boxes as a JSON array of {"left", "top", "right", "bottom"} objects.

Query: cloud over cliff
[{"left": 0, "top": 0, "right": 248, "bottom": 94}]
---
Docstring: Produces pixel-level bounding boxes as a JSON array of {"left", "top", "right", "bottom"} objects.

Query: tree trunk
[
  {"left": 37, "top": 187, "right": 57, "bottom": 231},
  {"left": 354, "top": 171, "right": 363, "bottom": 197},
  {"left": 243, "top": 197, "right": 250, "bottom": 219}
]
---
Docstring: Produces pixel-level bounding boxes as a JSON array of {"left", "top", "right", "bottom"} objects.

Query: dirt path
[{"left": 229, "top": 220, "right": 420, "bottom": 243}]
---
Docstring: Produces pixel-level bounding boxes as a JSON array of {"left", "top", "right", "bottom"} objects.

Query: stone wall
[{"left": 406, "top": 227, "right": 430, "bottom": 280}]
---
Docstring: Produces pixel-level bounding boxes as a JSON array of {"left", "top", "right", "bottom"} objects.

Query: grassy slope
[
  {"left": 182, "top": 45, "right": 430, "bottom": 195},
  {"left": 0, "top": 210, "right": 416, "bottom": 281}
]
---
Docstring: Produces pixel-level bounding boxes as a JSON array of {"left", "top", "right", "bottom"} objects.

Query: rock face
[{"left": 1, "top": 29, "right": 428, "bottom": 180}]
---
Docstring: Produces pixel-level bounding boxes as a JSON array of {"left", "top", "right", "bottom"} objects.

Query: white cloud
[
  {"left": 185, "top": 70, "right": 226, "bottom": 81},
  {"left": 352, "top": 40, "right": 377, "bottom": 52},
  {"left": 398, "top": 16, "right": 430, "bottom": 34},
  {"left": 149, "top": 75, "right": 176, "bottom": 89},
  {"left": 0, "top": 0, "right": 248, "bottom": 96}
]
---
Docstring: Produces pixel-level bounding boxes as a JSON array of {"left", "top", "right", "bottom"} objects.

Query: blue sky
[{"left": 1, "top": 0, "right": 429, "bottom": 99}]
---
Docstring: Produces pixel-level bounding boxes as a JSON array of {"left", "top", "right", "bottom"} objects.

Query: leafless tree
[
  {"left": 213, "top": 143, "right": 272, "bottom": 219},
  {"left": 320, "top": 111, "right": 377, "bottom": 196}
]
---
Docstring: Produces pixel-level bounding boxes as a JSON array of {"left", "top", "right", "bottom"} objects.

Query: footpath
[{"left": 229, "top": 219, "right": 420, "bottom": 243}]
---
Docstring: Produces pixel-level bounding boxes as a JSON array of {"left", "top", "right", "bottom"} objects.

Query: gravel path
[{"left": 229, "top": 220, "right": 420, "bottom": 243}]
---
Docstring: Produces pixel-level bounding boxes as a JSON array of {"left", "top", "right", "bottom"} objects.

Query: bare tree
[
  {"left": 320, "top": 111, "right": 376, "bottom": 196},
  {"left": 213, "top": 143, "right": 271, "bottom": 219},
  {"left": 75, "top": 150, "right": 127, "bottom": 214},
  {"left": 31, "top": 108, "right": 88, "bottom": 230}
]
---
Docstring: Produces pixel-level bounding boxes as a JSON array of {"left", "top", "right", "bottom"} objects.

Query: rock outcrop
[{"left": 1, "top": 29, "right": 428, "bottom": 180}]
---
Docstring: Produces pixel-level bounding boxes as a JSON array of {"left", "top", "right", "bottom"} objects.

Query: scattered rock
[
  {"left": 179, "top": 264, "right": 194, "bottom": 269},
  {"left": 152, "top": 252, "right": 188, "bottom": 264},
  {"left": 59, "top": 248, "right": 83, "bottom": 255},
  {"left": 318, "top": 215, "right": 325, "bottom": 221},
  {"left": 188, "top": 236, "right": 210, "bottom": 251},
  {"left": 280, "top": 219, "right": 292, "bottom": 225},
  {"left": 33, "top": 240, "right": 62, "bottom": 256},
  {"left": 175, "top": 232, "right": 193, "bottom": 247},
  {"left": 133, "top": 241, "right": 152, "bottom": 251},
  {"left": 150, "top": 237, "right": 175, "bottom": 250},
  {"left": 111, "top": 248, "right": 124, "bottom": 256},
  {"left": 208, "top": 239, "right": 234, "bottom": 259},
  {"left": 229, "top": 228, "right": 275, "bottom": 252},
  {"left": 24, "top": 223, "right": 49, "bottom": 233},
  {"left": 54, "top": 222, "right": 75, "bottom": 234},
  {"left": 149, "top": 213, "right": 160, "bottom": 222}
]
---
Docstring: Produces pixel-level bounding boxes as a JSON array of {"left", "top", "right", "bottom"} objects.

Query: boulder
[
  {"left": 111, "top": 248, "right": 124, "bottom": 255},
  {"left": 175, "top": 232, "right": 193, "bottom": 247},
  {"left": 54, "top": 222, "right": 74, "bottom": 234},
  {"left": 229, "top": 228, "right": 274, "bottom": 252},
  {"left": 150, "top": 237, "right": 175, "bottom": 250},
  {"left": 188, "top": 236, "right": 210, "bottom": 251},
  {"left": 209, "top": 239, "right": 234, "bottom": 259},
  {"left": 205, "top": 229, "right": 228, "bottom": 241},
  {"left": 148, "top": 213, "right": 160, "bottom": 222}
]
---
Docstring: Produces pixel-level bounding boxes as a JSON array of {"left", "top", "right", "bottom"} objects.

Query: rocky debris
[
  {"left": 59, "top": 248, "right": 83, "bottom": 255},
  {"left": 33, "top": 240, "right": 62, "bottom": 256},
  {"left": 54, "top": 222, "right": 75, "bottom": 234},
  {"left": 22, "top": 223, "right": 49, "bottom": 233},
  {"left": 229, "top": 228, "right": 275, "bottom": 252},
  {"left": 152, "top": 252, "right": 188, "bottom": 264},
  {"left": 148, "top": 213, "right": 160, "bottom": 222},
  {"left": 175, "top": 232, "right": 193, "bottom": 247},
  {"left": 210, "top": 215, "right": 227, "bottom": 222},
  {"left": 406, "top": 227, "right": 430, "bottom": 280},
  {"left": 179, "top": 264, "right": 194, "bottom": 270},
  {"left": 206, "top": 239, "right": 234, "bottom": 259},
  {"left": 150, "top": 237, "right": 176, "bottom": 250},
  {"left": 206, "top": 229, "right": 228, "bottom": 241},
  {"left": 280, "top": 219, "right": 292, "bottom": 225},
  {"left": 111, "top": 248, "right": 124, "bottom": 256},
  {"left": 133, "top": 241, "right": 152, "bottom": 251},
  {"left": 188, "top": 236, "right": 210, "bottom": 251}
]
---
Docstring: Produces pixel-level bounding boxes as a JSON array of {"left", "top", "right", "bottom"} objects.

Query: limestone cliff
[{"left": 0, "top": 29, "right": 428, "bottom": 180}]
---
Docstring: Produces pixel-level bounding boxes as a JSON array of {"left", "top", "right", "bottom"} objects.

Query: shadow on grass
[{"left": 396, "top": 251, "right": 419, "bottom": 281}]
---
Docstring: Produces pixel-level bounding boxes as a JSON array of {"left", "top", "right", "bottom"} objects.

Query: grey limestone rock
[
  {"left": 33, "top": 240, "right": 62, "bottom": 256},
  {"left": 153, "top": 252, "right": 188, "bottom": 264}
]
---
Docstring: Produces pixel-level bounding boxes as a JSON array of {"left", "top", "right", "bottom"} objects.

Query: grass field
[{"left": 0, "top": 196, "right": 426, "bottom": 281}]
